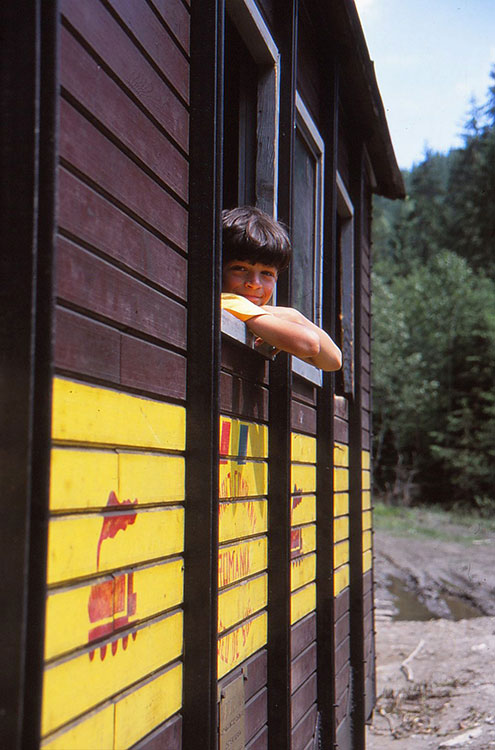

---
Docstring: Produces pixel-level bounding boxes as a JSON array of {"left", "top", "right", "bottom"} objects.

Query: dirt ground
[{"left": 366, "top": 517, "right": 495, "bottom": 750}]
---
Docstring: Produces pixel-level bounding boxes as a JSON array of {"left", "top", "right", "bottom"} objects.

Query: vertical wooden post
[
  {"left": 0, "top": 1, "right": 58, "bottom": 747},
  {"left": 317, "top": 52, "right": 340, "bottom": 750},
  {"left": 183, "top": 1, "right": 224, "bottom": 748},
  {"left": 267, "top": 1, "right": 297, "bottom": 747}
]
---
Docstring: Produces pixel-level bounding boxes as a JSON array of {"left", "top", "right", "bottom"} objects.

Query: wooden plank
[
  {"left": 219, "top": 457, "right": 267, "bottom": 499},
  {"left": 60, "top": 27, "right": 188, "bottom": 201},
  {"left": 291, "top": 495, "right": 316, "bottom": 526},
  {"left": 58, "top": 169, "right": 187, "bottom": 298},
  {"left": 121, "top": 335, "right": 187, "bottom": 400},
  {"left": 217, "top": 612, "right": 267, "bottom": 679},
  {"left": 334, "top": 612, "right": 350, "bottom": 649},
  {"left": 291, "top": 463, "right": 316, "bottom": 494},
  {"left": 362, "top": 530, "right": 372, "bottom": 552},
  {"left": 362, "top": 490, "right": 371, "bottom": 510},
  {"left": 105, "top": 0, "right": 189, "bottom": 102},
  {"left": 334, "top": 467, "right": 349, "bottom": 492},
  {"left": 44, "top": 558, "right": 183, "bottom": 659},
  {"left": 218, "top": 537, "right": 267, "bottom": 589},
  {"left": 52, "top": 378, "right": 185, "bottom": 450},
  {"left": 47, "top": 506, "right": 184, "bottom": 584},
  {"left": 219, "top": 417, "right": 268, "bottom": 458},
  {"left": 41, "top": 705, "right": 114, "bottom": 749},
  {"left": 131, "top": 713, "right": 182, "bottom": 750},
  {"left": 221, "top": 375, "right": 269, "bottom": 422},
  {"left": 57, "top": 238, "right": 187, "bottom": 348},
  {"left": 59, "top": 100, "right": 187, "bottom": 251},
  {"left": 114, "top": 662, "right": 182, "bottom": 748},
  {"left": 291, "top": 432, "right": 316, "bottom": 464},
  {"left": 291, "top": 643, "right": 316, "bottom": 694},
  {"left": 61, "top": 0, "right": 188, "bottom": 149},
  {"left": 50, "top": 449, "right": 184, "bottom": 511},
  {"left": 362, "top": 510, "right": 372, "bottom": 530},
  {"left": 243, "top": 650, "right": 267, "bottom": 702},
  {"left": 291, "top": 703, "right": 317, "bottom": 750},
  {"left": 221, "top": 342, "right": 269, "bottom": 383},
  {"left": 218, "top": 573, "right": 267, "bottom": 633},
  {"left": 334, "top": 395, "right": 348, "bottom": 419},
  {"left": 334, "top": 492, "right": 349, "bottom": 518},
  {"left": 291, "top": 673, "right": 316, "bottom": 728},
  {"left": 335, "top": 663, "right": 350, "bottom": 701},
  {"left": 290, "top": 554, "right": 316, "bottom": 592},
  {"left": 41, "top": 611, "right": 182, "bottom": 735},
  {"left": 291, "top": 401, "right": 317, "bottom": 434},
  {"left": 334, "top": 588, "right": 350, "bottom": 622},
  {"left": 219, "top": 500, "right": 267, "bottom": 543},
  {"left": 363, "top": 549, "right": 372, "bottom": 572},
  {"left": 148, "top": 0, "right": 190, "bottom": 54},
  {"left": 55, "top": 306, "right": 120, "bottom": 382},
  {"left": 333, "top": 417, "right": 348, "bottom": 444},
  {"left": 334, "top": 565, "right": 349, "bottom": 597},
  {"left": 291, "top": 583, "right": 316, "bottom": 625},
  {"left": 245, "top": 689, "right": 267, "bottom": 743},
  {"left": 246, "top": 726, "right": 267, "bottom": 750},
  {"left": 334, "top": 442, "right": 349, "bottom": 467},
  {"left": 291, "top": 525, "right": 316, "bottom": 558},
  {"left": 290, "top": 613, "right": 316, "bottom": 660},
  {"left": 291, "top": 377, "right": 317, "bottom": 406},
  {"left": 334, "top": 517, "right": 349, "bottom": 543},
  {"left": 334, "top": 541, "right": 349, "bottom": 569},
  {"left": 334, "top": 636, "right": 350, "bottom": 675}
]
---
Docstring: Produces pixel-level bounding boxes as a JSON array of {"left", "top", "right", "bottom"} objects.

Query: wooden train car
[{"left": 1, "top": 1, "right": 404, "bottom": 748}]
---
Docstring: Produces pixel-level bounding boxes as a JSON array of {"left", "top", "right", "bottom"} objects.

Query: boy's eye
[{"left": 262, "top": 270, "right": 275, "bottom": 278}]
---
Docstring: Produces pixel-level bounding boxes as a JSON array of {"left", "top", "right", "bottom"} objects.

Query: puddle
[{"left": 387, "top": 576, "right": 483, "bottom": 622}]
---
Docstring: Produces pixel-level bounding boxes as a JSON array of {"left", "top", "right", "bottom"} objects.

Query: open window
[
  {"left": 221, "top": 0, "right": 280, "bottom": 351},
  {"left": 335, "top": 171, "right": 355, "bottom": 396},
  {"left": 290, "top": 93, "right": 324, "bottom": 385}
]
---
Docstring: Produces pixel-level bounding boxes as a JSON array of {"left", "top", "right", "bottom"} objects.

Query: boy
[{"left": 221, "top": 206, "right": 342, "bottom": 372}]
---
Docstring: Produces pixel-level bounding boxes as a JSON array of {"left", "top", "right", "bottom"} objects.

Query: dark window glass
[{"left": 292, "top": 130, "right": 316, "bottom": 320}]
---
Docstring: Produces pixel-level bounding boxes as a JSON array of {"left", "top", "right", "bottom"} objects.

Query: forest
[{"left": 371, "top": 68, "right": 495, "bottom": 512}]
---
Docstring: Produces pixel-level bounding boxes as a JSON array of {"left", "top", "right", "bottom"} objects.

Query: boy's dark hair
[{"left": 222, "top": 206, "right": 292, "bottom": 272}]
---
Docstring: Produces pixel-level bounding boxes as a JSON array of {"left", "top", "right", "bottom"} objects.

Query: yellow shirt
[{"left": 221, "top": 293, "right": 270, "bottom": 322}]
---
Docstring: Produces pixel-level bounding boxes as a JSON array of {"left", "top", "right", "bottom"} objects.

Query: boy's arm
[
  {"left": 245, "top": 313, "right": 322, "bottom": 362},
  {"left": 258, "top": 306, "right": 342, "bottom": 372}
]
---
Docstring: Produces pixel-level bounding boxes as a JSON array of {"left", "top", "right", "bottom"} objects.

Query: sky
[{"left": 354, "top": 0, "right": 495, "bottom": 170}]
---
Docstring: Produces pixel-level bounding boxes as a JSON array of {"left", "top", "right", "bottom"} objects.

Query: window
[
  {"left": 335, "top": 171, "right": 355, "bottom": 396},
  {"left": 291, "top": 93, "right": 324, "bottom": 327}
]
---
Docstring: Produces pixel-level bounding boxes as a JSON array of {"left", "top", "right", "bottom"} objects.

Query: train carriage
[{"left": 1, "top": 0, "right": 404, "bottom": 748}]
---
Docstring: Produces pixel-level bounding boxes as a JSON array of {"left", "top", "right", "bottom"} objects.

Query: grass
[{"left": 373, "top": 501, "right": 495, "bottom": 543}]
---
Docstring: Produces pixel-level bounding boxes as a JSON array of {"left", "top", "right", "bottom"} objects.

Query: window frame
[{"left": 336, "top": 170, "right": 355, "bottom": 396}]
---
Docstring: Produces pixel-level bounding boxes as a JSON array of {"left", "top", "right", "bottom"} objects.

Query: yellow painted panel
[
  {"left": 334, "top": 565, "right": 349, "bottom": 597},
  {"left": 291, "top": 433, "right": 316, "bottom": 463},
  {"left": 362, "top": 530, "right": 372, "bottom": 552},
  {"left": 291, "top": 582, "right": 316, "bottom": 624},
  {"left": 114, "top": 663, "right": 182, "bottom": 749},
  {"left": 362, "top": 510, "right": 372, "bottom": 531},
  {"left": 41, "top": 705, "right": 114, "bottom": 749},
  {"left": 362, "top": 471, "right": 371, "bottom": 490},
  {"left": 219, "top": 499, "right": 267, "bottom": 543},
  {"left": 362, "top": 450, "right": 370, "bottom": 470},
  {"left": 219, "top": 460, "right": 267, "bottom": 499},
  {"left": 363, "top": 549, "right": 372, "bottom": 572},
  {"left": 41, "top": 611, "right": 182, "bottom": 736},
  {"left": 291, "top": 553, "right": 316, "bottom": 592},
  {"left": 291, "top": 524, "right": 316, "bottom": 558},
  {"left": 291, "top": 463, "right": 316, "bottom": 494},
  {"left": 334, "top": 541, "right": 349, "bottom": 569},
  {"left": 334, "top": 492, "right": 349, "bottom": 518},
  {"left": 217, "top": 611, "right": 267, "bottom": 679},
  {"left": 118, "top": 453, "right": 185, "bottom": 504},
  {"left": 47, "top": 507, "right": 184, "bottom": 584},
  {"left": 52, "top": 378, "right": 185, "bottom": 450},
  {"left": 218, "top": 573, "right": 267, "bottom": 633},
  {"left": 362, "top": 491, "right": 371, "bottom": 510},
  {"left": 334, "top": 516, "right": 349, "bottom": 543},
  {"left": 291, "top": 494, "right": 316, "bottom": 526},
  {"left": 50, "top": 449, "right": 118, "bottom": 511},
  {"left": 334, "top": 442, "right": 349, "bottom": 468},
  {"left": 219, "top": 416, "right": 268, "bottom": 458},
  {"left": 334, "top": 468, "right": 349, "bottom": 492},
  {"left": 218, "top": 537, "right": 267, "bottom": 588}
]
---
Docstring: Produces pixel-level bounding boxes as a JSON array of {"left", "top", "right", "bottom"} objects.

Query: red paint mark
[
  {"left": 218, "top": 545, "right": 251, "bottom": 587},
  {"left": 96, "top": 491, "right": 137, "bottom": 568},
  {"left": 87, "top": 491, "right": 139, "bottom": 661},
  {"left": 218, "top": 620, "right": 253, "bottom": 666},
  {"left": 219, "top": 421, "right": 231, "bottom": 464},
  {"left": 291, "top": 528, "right": 303, "bottom": 559}
]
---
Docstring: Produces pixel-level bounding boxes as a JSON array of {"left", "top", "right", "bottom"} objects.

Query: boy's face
[{"left": 222, "top": 259, "right": 278, "bottom": 306}]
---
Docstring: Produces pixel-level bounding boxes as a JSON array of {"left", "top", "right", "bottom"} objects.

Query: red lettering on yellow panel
[
  {"left": 217, "top": 612, "right": 267, "bottom": 679},
  {"left": 87, "top": 491, "right": 138, "bottom": 661}
]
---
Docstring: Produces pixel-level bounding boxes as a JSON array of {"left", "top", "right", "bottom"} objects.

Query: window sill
[{"left": 221, "top": 311, "right": 322, "bottom": 384}]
